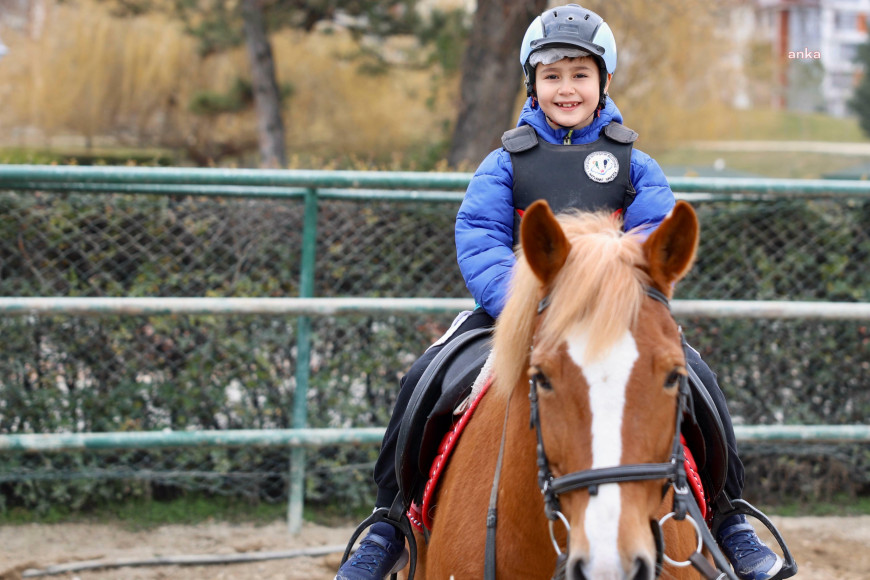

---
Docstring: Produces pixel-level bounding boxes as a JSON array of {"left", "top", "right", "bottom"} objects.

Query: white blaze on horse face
[{"left": 567, "top": 327, "right": 639, "bottom": 576}]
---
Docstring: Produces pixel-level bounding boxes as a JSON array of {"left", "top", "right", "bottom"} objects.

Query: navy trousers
[
  {"left": 373, "top": 309, "right": 495, "bottom": 508},
  {"left": 685, "top": 345, "right": 745, "bottom": 501}
]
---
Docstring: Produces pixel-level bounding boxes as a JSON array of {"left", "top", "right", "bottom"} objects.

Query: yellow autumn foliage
[
  {"left": 0, "top": 0, "right": 457, "bottom": 164},
  {"left": 0, "top": 0, "right": 767, "bottom": 165}
]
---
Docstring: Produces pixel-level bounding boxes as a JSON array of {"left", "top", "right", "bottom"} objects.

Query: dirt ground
[{"left": 1, "top": 516, "right": 868, "bottom": 579}]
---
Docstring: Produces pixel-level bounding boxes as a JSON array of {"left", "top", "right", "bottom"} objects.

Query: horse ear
[
  {"left": 520, "top": 200, "right": 570, "bottom": 286},
  {"left": 643, "top": 201, "right": 699, "bottom": 295}
]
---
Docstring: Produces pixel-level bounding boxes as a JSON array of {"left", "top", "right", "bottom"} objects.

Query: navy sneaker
[
  {"left": 335, "top": 524, "right": 409, "bottom": 580},
  {"left": 717, "top": 518, "right": 783, "bottom": 580}
]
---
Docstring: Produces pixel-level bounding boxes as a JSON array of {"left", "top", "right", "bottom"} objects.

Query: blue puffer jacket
[{"left": 455, "top": 96, "right": 675, "bottom": 319}]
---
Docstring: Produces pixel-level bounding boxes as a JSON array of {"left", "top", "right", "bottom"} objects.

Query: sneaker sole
[
  {"left": 761, "top": 555, "right": 784, "bottom": 579},
  {"left": 334, "top": 547, "right": 409, "bottom": 580},
  {"left": 747, "top": 554, "right": 783, "bottom": 580},
  {"left": 388, "top": 549, "right": 410, "bottom": 575}
]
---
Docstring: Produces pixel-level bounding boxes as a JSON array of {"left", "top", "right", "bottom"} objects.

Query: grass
[
  {"left": 0, "top": 492, "right": 373, "bottom": 531},
  {"left": 762, "top": 495, "right": 870, "bottom": 518},
  {"left": 654, "top": 148, "right": 868, "bottom": 179},
  {"left": 1, "top": 493, "right": 867, "bottom": 531},
  {"left": 0, "top": 146, "right": 176, "bottom": 166},
  {"left": 0, "top": 495, "right": 286, "bottom": 531},
  {"left": 0, "top": 148, "right": 72, "bottom": 165},
  {"left": 705, "top": 108, "right": 868, "bottom": 143},
  {"left": 649, "top": 107, "right": 870, "bottom": 179}
]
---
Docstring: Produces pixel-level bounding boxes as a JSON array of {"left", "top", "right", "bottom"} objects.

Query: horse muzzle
[{"left": 565, "top": 552, "right": 657, "bottom": 580}]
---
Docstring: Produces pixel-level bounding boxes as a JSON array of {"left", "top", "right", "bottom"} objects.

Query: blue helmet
[{"left": 520, "top": 4, "right": 617, "bottom": 99}]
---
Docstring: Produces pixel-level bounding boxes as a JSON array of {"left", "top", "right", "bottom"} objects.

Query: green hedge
[{"left": 0, "top": 191, "right": 867, "bottom": 512}]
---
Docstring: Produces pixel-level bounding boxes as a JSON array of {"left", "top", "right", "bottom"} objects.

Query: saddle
[
  {"left": 395, "top": 327, "right": 492, "bottom": 507},
  {"left": 395, "top": 328, "right": 731, "bottom": 513},
  {"left": 682, "top": 364, "right": 729, "bottom": 505}
]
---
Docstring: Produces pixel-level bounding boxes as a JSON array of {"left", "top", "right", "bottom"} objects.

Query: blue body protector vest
[{"left": 502, "top": 121, "right": 638, "bottom": 245}]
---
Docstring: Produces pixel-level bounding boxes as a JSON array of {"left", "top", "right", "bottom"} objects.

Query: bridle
[
  {"left": 532, "top": 288, "right": 686, "bottom": 512},
  {"left": 488, "top": 286, "right": 741, "bottom": 580}
]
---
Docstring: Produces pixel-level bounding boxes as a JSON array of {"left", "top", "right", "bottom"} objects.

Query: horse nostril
[
  {"left": 631, "top": 557, "right": 653, "bottom": 580},
  {"left": 568, "top": 557, "right": 588, "bottom": 580}
]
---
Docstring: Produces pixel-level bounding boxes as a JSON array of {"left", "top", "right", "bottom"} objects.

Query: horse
[{"left": 411, "top": 199, "right": 706, "bottom": 580}]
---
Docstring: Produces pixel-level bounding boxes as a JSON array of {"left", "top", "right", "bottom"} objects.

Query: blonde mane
[{"left": 492, "top": 210, "right": 650, "bottom": 396}]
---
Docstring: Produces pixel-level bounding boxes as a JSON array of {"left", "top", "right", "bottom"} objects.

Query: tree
[
  {"left": 106, "top": 0, "right": 421, "bottom": 168},
  {"left": 240, "top": 0, "right": 285, "bottom": 168},
  {"left": 448, "top": 0, "right": 546, "bottom": 168},
  {"left": 447, "top": 0, "right": 732, "bottom": 165},
  {"left": 848, "top": 39, "right": 870, "bottom": 137}
]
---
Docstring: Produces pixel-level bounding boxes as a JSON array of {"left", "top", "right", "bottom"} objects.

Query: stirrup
[
  {"left": 712, "top": 497, "right": 797, "bottom": 580},
  {"left": 339, "top": 494, "right": 418, "bottom": 580}
]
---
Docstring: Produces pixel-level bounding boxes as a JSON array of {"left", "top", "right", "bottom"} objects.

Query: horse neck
[
  {"left": 421, "top": 380, "right": 560, "bottom": 579},
  {"left": 501, "top": 383, "right": 552, "bottom": 524}
]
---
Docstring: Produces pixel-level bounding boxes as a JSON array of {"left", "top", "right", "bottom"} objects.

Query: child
[{"left": 337, "top": 5, "right": 782, "bottom": 580}]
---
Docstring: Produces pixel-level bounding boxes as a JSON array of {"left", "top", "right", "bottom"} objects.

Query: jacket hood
[{"left": 517, "top": 96, "right": 623, "bottom": 145}]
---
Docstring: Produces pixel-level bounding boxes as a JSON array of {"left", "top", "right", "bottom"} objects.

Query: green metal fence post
[{"left": 288, "top": 187, "right": 318, "bottom": 534}]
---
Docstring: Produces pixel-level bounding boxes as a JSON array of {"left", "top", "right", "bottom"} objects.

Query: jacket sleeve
[
  {"left": 455, "top": 148, "right": 516, "bottom": 319},
  {"left": 625, "top": 149, "right": 676, "bottom": 235}
]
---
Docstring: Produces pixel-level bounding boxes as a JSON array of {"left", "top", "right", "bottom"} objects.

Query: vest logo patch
[{"left": 584, "top": 151, "right": 619, "bottom": 183}]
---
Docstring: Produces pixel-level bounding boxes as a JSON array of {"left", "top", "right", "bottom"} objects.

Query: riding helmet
[{"left": 520, "top": 4, "right": 617, "bottom": 101}]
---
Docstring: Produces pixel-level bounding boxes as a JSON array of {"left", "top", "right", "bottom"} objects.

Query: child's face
[{"left": 534, "top": 56, "right": 611, "bottom": 131}]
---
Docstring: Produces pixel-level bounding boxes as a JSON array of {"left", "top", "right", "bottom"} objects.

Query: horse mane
[{"left": 492, "top": 210, "right": 650, "bottom": 397}]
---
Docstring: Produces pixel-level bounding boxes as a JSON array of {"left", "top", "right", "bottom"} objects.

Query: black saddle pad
[
  {"left": 395, "top": 327, "right": 492, "bottom": 507},
  {"left": 682, "top": 365, "right": 729, "bottom": 504}
]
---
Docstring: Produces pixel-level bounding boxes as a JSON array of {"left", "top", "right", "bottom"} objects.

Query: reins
[
  {"left": 483, "top": 286, "right": 741, "bottom": 580},
  {"left": 483, "top": 388, "right": 512, "bottom": 580}
]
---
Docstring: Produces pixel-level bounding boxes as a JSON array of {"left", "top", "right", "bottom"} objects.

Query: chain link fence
[{"left": 1, "top": 181, "right": 868, "bottom": 515}]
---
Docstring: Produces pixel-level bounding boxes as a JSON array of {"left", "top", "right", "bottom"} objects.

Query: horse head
[{"left": 493, "top": 200, "right": 699, "bottom": 580}]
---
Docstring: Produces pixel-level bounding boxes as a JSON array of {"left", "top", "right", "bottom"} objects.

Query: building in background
[{"left": 730, "top": 0, "right": 869, "bottom": 116}]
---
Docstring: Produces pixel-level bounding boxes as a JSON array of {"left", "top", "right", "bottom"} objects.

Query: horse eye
[
  {"left": 664, "top": 369, "right": 684, "bottom": 390},
  {"left": 532, "top": 369, "right": 553, "bottom": 391}
]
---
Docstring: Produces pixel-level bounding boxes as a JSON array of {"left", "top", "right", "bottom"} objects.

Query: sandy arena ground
[{"left": 1, "top": 516, "right": 868, "bottom": 579}]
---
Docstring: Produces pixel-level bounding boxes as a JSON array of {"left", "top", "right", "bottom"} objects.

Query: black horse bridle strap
[
  {"left": 484, "top": 389, "right": 513, "bottom": 580},
  {"left": 550, "top": 463, "right": 678, "bottom": 497}
]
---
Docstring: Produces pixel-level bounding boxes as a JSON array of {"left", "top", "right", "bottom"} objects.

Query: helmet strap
[{"left": 597, "top": 62, "right": 610, "bottom": 114}]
